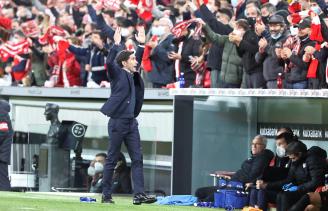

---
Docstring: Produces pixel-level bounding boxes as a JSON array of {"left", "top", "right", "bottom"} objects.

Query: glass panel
[{"left": 191, "top": 96, "right": 257, "bottom": 193}]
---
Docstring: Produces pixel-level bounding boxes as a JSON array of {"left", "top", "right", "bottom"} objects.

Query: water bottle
[
  {"left": 80, "top": 197, "right": 96, "bottom": 202},
  {"left": 325, "top": 174, "right": 328, "bottom": 185},
  {"left": 277, "top": 73, "right": 283, "bottom": 89},
  {"left": 179, "top": 72, "right": 185, "bottom": 88}
]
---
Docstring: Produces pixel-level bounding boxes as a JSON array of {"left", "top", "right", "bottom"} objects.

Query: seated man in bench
[
  {"left": 195, "top": 135, "right": 274, "bottom": 202},
  {"left": 249, "top": 132, "right": 297, "bottom": 211},
  {"left": 256, "top": 141, "right": 327, "bottom": 211}
]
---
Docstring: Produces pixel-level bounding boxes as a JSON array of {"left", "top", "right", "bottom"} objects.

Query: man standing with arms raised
[{"left": 100, "top": 27, "right": 156, "bottom": 205}]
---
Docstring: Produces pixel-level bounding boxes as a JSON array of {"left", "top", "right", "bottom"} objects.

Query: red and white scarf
[
  {"left": 0, "top": 39, "right": 31, "bottom": 62},
  {"left": 39, "top": 26, "right": 66, "bottom": 49},
  {"left": 171, "top": 19, "right": 203, "bottom": 40}
]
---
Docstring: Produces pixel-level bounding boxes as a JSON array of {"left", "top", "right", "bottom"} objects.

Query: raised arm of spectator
[
  {"left": 107, "top": 27, "right": 124, "bottom": 80},
  {"left": 199, "top": 3, "right": 232, "bottom": 35},
  {"left": 135, "top": 26, "right": 146, "bottom": 71},
  {"left": 31, "top": 0, "right": 47, "bottom": 12},
  {"left": 202, "top": 24, "right": 226, "bottom": 46},
  {"left": 68, "top": 45, "right": 89, "bottom": 56},
  {"left": 87, "top": 4, "right": 115, "bottom": 40},
  {"left": 72, "top": 7, "right": 84, "bottom": 29},
  {"left": 12, "top": 0, "right": 32, "bottom": 6},
  {"left": 316, "top": 0, "right": 328, "bottom": 16}
]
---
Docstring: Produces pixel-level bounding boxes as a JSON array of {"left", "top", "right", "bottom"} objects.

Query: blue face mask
[
  {"left": 231, "top": 0, "right": 239, "bottom": 8},
  {"left": 311, "top": 6, "right": 322, "bottom": 15},
  {"left": 271, "top": 32, "right": 282, "bottom": 40},
  {"left": 151, "top": 26, "right": 165, "bottom": 36}
]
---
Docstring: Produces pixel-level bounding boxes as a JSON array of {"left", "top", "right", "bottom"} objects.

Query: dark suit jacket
[
  {"left": 100, "top": 44, "right": 145, "bottom": 118},
  {"left": 0, "top": 100, "right": 13, "bottom": 164}
]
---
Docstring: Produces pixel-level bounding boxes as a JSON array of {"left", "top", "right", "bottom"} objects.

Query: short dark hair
[
  {"left": 95, "top": 153, "right": 107, "bottom": 159},
  {"left": 115, "top": 50, "right": 134, "bottom": 67},
  {"left": 218, "top": 8, "right": 233, "bottom": 20},
  {"left": 236, "top": 19, "right": 250, "bottom": 31},
  {"left": 286, "top": 141, "right": 307, "bottom": 156},
  {"left": 275, "top": 132, "right": 298, "bottom": 144},
  {"left": 277, "top": 127, "right": 293, "bottom": 135}
]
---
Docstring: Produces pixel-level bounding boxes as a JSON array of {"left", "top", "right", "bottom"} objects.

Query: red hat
[{"left": 0, "top": 16, "right": 12, "bottom": 31}]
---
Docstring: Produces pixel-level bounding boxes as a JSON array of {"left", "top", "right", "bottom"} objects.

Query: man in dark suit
[
  {"left": 0, "top": 99, "right": 13, "bottom": 191},
  {"left": 100, "top": 27, "right": 156, "bottom": 205}
]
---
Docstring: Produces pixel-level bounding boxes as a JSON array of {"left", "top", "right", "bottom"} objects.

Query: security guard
[{"left": 0, "top": 99, "right": 13, "bottom": 191}]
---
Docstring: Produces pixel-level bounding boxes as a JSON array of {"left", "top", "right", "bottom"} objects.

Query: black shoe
[
  {"left": 133, "top": 193, "right": 157, "bottom": 205},
  {"left": 101, "top": 195, "right": 114, "bottom": 204}
]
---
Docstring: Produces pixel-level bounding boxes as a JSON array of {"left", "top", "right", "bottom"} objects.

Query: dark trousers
[
  {"left": 102, "top": 118, "right": 144, "bottom": 197},
  {"left": 0, "top": 162, "right": 10, "bottom": 191},
  {"left": 195, "top": 186, "right": 217, "bottom": 202},
  {"left": 249, "top": 188, "right": 278, "bottom": 211},
  {"left": 276, "top": 191, "right": 306, "bottom": 211},
  {"left": 245, "top": 72, "right": 266, "bottom": 88}
]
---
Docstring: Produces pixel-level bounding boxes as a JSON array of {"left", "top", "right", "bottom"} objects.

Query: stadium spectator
[
  {"left": 197, "top": 0, "right": 233, "bottom": 88},
  {"left": 88, "top": 152, "right": 107, "bottom": 193},
  {"left": 0, "top": 0, "right": 328, "bottom": 89},
  {"left": 202, "top": 19, "right": 247, "bottom": 88},
  {"left": 146, "top": 17, "right": 176, "bottom": 88},
  {"left": 255, "top": 14, "right": 290, "bottom": 88}
]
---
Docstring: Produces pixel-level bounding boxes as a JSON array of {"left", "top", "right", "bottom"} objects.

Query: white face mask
[
  {"left": 269, "top": 0, "right": 279, "bottom": 6},
  {"left": 94, "top": 162, "right": 104, "bottom": 173},
  {"left": 290, "top": 26, "right": 299, "bottom": 36},
  {"left": 87, "top": 166, "right": 95, "bottom": 176},
  {"left": 121, "top": 28, "right": 131, "bottom": 37},
  {"left": 231, "top": 0, "right": 239, "bottom": 8},
  {"left": 151, "top": 26, "right": 166, "bottom": 36},
  {"left": 276, "top": 146, "right": 286, "bottom": 158}
]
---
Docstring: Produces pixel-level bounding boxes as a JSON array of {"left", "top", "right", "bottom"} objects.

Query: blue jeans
[{"left": 285, "top": 81, "right": 308, "bottom": 89}]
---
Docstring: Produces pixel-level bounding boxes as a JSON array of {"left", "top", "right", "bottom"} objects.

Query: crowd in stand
[{"left": 1, "top": 0, "right": 328, "bottom": 89}]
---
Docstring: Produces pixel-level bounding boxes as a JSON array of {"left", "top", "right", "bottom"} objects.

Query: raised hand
[
  {"left": 114, "top": 27, "right": 122, "bottom": 45},
  {"left": 135, "top": 26, "right": 146, "bottom": 44}
]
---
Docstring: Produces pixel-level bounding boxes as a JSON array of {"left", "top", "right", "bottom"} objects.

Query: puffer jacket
[{"left": 203, "top": 25, "right": 243, "bottom": 85}]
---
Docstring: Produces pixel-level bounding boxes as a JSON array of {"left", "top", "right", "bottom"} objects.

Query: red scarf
[
  {"left": 0, "top": 39, "right": 31, "bottom": 62},
  {"left": 171, "top": 19, "right": 203, "bottom": 39}
]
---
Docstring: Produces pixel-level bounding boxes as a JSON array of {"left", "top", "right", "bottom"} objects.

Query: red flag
[
  {"left": 21, "top": 20, "right": 40, "bottom": 37},
  {"left": 195, "top": 0, "right": 208, "bottom": 7},
  {"left": 133, "top": 0, "right": 153, "bottom": 22},
  {"left": 102, "top": 0, "right": 120, "bottom": 11}
]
